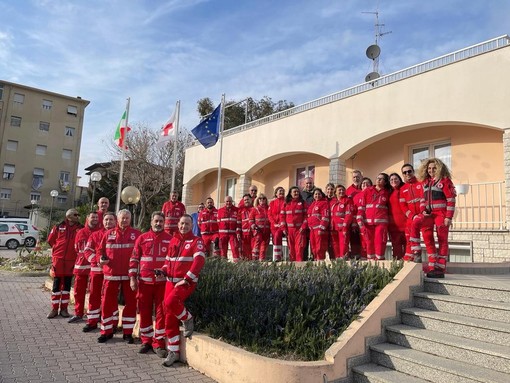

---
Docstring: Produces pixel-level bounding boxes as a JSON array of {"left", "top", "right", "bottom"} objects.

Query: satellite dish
[
  {"left": 366, "top": 44, "right": 381, "bottom": 59},
  {"left": 365, "top": 72, "right": 380, "bottom": 82}
]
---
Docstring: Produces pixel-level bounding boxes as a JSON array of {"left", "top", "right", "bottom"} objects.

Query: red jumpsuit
[
  {"left": 306, "top": 199, "right": 330, "bottom": 260},
  {"left": 358, "top": 187, "right": 390, "bottom": 260},
  {"left": 249, "top": 205, "right": 271, "bottom": 261},
  {"left": 280, "top": 199, "right": 306, "bottom": 261},
  {"left": 346, "top": 184, "right": 363, "bottom": 257},
  {"left": 326, "top": 197, "right": 338, "bottom": 260},
  {"left": 84, "top": 228, "right": 106, "bottom": 327},
  {"left": 48, "top": 220, "right": 82, "bottom": 311},
  {"left": 399, "top": 177, "right": 426, "bottom": 261},
  {"left": 73, "top": 222, "right": 100, "bottom": 317},
  {"left": 353, "top": 192, "right": 367, "bottom": 259},
  {"left": 268, "top": 197, "right": 285, "bottom": 261},
  {"left": 99, "top": 225, "right": 141, "bottom": 337},
  {"left": 388, "top": 188, "right": 407, "bottom": 260},
  {"left": 239, "top": 205, "right": 254, "bottom": 259},
  {"left": 129, "top": 230, "right": 172, "bottom": 349},
  {"left": 198, "top": 207, "right": 219, "bottom": 256},
  {"left": 331, "top": 197, "right": 354, "bottom": 259},
  {"left": 162, "top": 232, "right": 205, "bottom": 355},
  {"left": 421, "top": 177, "right": 456, "bottom": 273},
  {"left": 161, "top": 200, "right": 186, "bottom": 235},
  {"left": 217, "top": 206, "right": 241, "bottom": 260}
]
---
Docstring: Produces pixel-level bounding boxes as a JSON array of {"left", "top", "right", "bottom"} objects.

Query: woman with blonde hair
[
  {"left": 249, "top": 194, "right": 271, "bottom": 261},
  {"left": 417, "top": 158, "right": 456, "bottom": 278}
]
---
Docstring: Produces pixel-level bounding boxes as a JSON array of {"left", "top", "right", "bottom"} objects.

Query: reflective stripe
[
  {"left": 187, "top": 271, "right": 198, "bottom": 283},
  {"left": 106, "top": 243, "right": 134, "bottom": 249},
  {"left": 104, "top": 275, "right": 129, "bottom": 281},
  {"left": 176, "top": 308, "right": 187, "bottom": 320},
  {"left": 123, "top": 316, "right": 136, "bottom": 322},
  {"left": 167, "top": 345, "right": 180, "bottom": 352},
  {"left": 90, "top": 267, "right": 102, "bottom": 272},
  {"left": 140, "top": 257, "right": 152, "bottom": 262},
  {"left": 74, "top": 265, "right": 90, "bottom": 270},
  {"left": 167, "top": 335, "right": 180, "bottom": 343},
  {"left": 128, "top": 268, "right": 138, "bottom": 274},
  {"left": 167, "top": 277, "right": 183, "bottom": 283}
]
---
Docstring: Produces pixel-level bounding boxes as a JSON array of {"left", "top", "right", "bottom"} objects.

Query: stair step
[
  {"left": 386, "top": 324, "right": 510, "bottom": 373},
  {"left": 401, "top": 307, "right": 510, "bottom": 346},
  {"left": 371, "top": 343, "right": 509, "bottom": 383},
  {"left": 413, "top": 292, "right": 510, "bottom": 322},
  {"left": 424, "top": 275, "right": 510, "bottom": 303},
  {"left": 352, "top": 363, "right": 429, "bottom": 383}
]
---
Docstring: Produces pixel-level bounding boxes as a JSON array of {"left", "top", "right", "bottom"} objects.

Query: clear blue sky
[{"left": 1, "top": 0, "right": 509, "bottom": 185}]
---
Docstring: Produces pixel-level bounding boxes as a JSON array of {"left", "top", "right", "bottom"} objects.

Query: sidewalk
[{"left": 0, "top": 271, "right": 216, "bottom": 383}]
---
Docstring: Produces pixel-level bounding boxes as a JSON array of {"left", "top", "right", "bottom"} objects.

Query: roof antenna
[{"left": 362, "top": 9, "right": 392, "bottom": 83}]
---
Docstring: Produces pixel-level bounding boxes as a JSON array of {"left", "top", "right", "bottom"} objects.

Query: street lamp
[
  {"left": 48, "top": 190, "right": 59, "bottom": 234},
  {"left": 90, "top": 171, "right": 102, "bottom": 210},
  {"left": 121, "top": 186, "right": 141, "bottom": 226},
  {"left": 30, "top": 199, "right": 37, "bottom": 222}
]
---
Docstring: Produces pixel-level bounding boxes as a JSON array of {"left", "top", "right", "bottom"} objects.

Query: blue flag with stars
[{"left": 191, "top": 104, "right": 221, "bottom": 148}]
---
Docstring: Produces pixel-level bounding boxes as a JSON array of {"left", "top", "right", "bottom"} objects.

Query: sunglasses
[{"left": 402, "top": 170, "right": 414, "bottom": 175}]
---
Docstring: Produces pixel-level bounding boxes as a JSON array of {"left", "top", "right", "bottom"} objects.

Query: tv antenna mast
[{"left": 362, "top": 10, "right": 391, "bottom": 82}]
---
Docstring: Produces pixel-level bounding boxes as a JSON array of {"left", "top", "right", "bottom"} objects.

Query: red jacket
[
  {"left": 48, "top": 219, "right": 82, "bottom": 276},
  {"left": 399, "top": 176, "right": 425, "bottom": 219},
  {"left": 358, "top": 187, "right": 390, "bottom": 226},
  {"left": 268, "top": 197, "right": 285, "bottom": 230},
  {"left": 388, "top": 188, "right": 407, "bottom": 231},
  {"left": 249, "top": 205, "right": 270, "bottom": 234},
  {"left": 85, "top": 228, "right": 106, "bottom": 275},
  {"left": 280, "top": 199, "right": 307, "bottom": 230},
  {"left": 198, "top": 207, "right": 219, "bottom": 235},
  {"left": 162, "top": 231, "right": 206, "bottom": 284},
  {"left": 217, "top": 206, "right": 241, "bottom": 236},
  {"left": 129, "top": 230, "right": 172, "bottom": 284},
  {"left": 161, "top": 200, "right": 186, "bottom": 233},
  {"left": 239, "top": 205, "right": 254, "bottom": 236},
  {"left": 346, "top": 184, "right": 362, "bottom": 198},
  {"left": 306, "top": 199, "right": 330, "bottom": 231},
  {"left": 99, "top": 226, "right": 141, "bottom": 278},
  {"left": 422, "top": 177, "right": 456, "bottom": 219},
  {"left": 73, "top": 221, "right": 100, "bottom": 276},
  {"left": 331, "top": 196, "right": 354, "bottom": 232}
]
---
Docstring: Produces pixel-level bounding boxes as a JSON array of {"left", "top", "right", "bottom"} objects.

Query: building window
[
  {"left": 10, "top": 116, "right": 21, "bottom": 127},
  {"left": 410, "top": 141, "right": 451, "bottom": 170},
  {"left": 36, "top": 145, "right": 47, "bottom": 155},
  {"left": 67, "top": 105, "right": 78, "bottom": 116},
  {"left": 3, "top": 164, "right": 15, "bottom": 180},
  {"left": 32, "top": 168, "right": 44, "bottom": 190},
  {"left": 60, "top": 171, "right": 71, "bottom": 192},
  {"left": 296, "top": 165, "right": 315, "bottom": 190},
  {"left": 65, "top": 126, "right": 75, "bottom": 137},
  {"left": 6, "top": 140, "right": 18, "bottom": 151},
  {"left": 0, "top": 84, "right": 3, "bottom": 100},
  {"left": 13, "top": 93, "right": 25, "bottom": 104},
  {"left": 39, "top": 121, "right": 50, "bottom": 132},
  {"left": 42, "top": 99, "right": 53, "bottom": 110},
  {"left": 226, "top": 178, "right": 237, "bottom": 199},
  {"left": 0, "top": 188, "right": 12, "bottom": 200},
  {"left": 62, "top": 149, "right": 72, "bottom": 160},
  {"left": 30, "top": 192, "right": 41, "bottom": 202},
  {"left": 57, "top": 196, "right": 68, "bottom": 204}
]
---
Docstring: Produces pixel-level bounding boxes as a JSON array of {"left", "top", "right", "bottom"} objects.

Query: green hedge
[{"left": 188, "top": 259, "right": 403, "bottom": 361}]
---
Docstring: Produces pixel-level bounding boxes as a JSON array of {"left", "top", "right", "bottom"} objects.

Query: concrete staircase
[{"left": 352, "top": 274, "right": 510, "bottom": 382}]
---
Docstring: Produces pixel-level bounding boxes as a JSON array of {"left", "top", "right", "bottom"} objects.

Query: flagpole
[
  {"left": 216, "top": 94, "right": 226, "bottom": 204},
  {"left": 115, "top": 97, "right": 130, "bottom": 213},
  {"left": 170, "top": 100, "right": 180, "bottom": 194}
]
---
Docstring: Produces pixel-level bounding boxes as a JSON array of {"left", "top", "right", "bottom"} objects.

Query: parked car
[
  {"left": 0, "top": 222, "right": 25, "bottom": 250},
  {"left": 0, "top": 218, "right": 40, "bottom": 248}
]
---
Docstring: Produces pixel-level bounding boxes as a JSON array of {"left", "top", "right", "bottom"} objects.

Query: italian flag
[{"left": 114, "top": 110, "right": 131, "bottom": 149}]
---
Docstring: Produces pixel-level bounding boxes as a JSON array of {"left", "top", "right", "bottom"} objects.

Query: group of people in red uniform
[{"left": 47, "top": 196, "right": 205, "bottom": 368}]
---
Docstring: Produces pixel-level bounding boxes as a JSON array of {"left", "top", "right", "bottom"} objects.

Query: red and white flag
[{"left": 157, "top": 109, "right": 176, "bottom": 146}]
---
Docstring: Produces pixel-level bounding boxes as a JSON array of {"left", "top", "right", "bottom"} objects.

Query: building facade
[
  {"left": 182, "top": 35, "right": 510, "bottom": 263},
  {"left": 0, "top": 80, "right": 89, "bottom": 217}
]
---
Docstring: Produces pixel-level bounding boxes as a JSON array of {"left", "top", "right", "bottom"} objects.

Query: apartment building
[{"left": 0, "top": 80, "right": 89, "bottom": 217}]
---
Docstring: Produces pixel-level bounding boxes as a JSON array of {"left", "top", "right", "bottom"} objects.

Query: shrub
[{"left": 188, "top": 259, "right": 403, "bottom": 361}]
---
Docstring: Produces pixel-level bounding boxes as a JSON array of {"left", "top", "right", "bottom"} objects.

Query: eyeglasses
[{"left": 402, "top": 170, "right": 414, "bottom": 175}]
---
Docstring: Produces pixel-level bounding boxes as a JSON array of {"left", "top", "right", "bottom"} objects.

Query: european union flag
[{"left": 191, "top": 104, "right": 221, "bottom": 148}]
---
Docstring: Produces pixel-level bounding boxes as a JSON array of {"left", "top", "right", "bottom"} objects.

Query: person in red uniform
[
  {"left": 96, "top": 197, "right": 110, "bottom": 229},
  {"left": 47, "top": 209, "right": 83, "bottom": 319},
  {"left": 154, "top": 214, "right": 206, "bottom": 367},
  {"left": 399, "top": 164, "right": 426, "bottom": 263},
  {"left": 68, "top": 212, "right": 100, "bottom": 323},
  {"left": 324, "top": 183, "right": 337, "bottom": 260},
  {"left": 417, "top": 158, "right": 456, "bottom": 278},
  {"left": 82, "top": 212, "right": 116, "bottom": 332},
  {"left": 331, "top": 185, "right": 354, "bottom": 259},
  {"left": 346, "top": 170, "right": 363, "bottom": 258},
  {"left": 129, "top": 211, "right": 171, "bottom": 357},
  {"left": 97, "top": 209, "right": 141, "bottom": 343},
  {"left": 217, "top": 196, "right": 241, "bottom": 261},
  {"left": 249, "top": 194, "right": 271, "bottom": 261},
  {"left": 268, "top": 187, "right": 285, "bottom": 261},
  {"left": 239, "top": 194, "right": 254, "bottom": 259},
  {"left": 357, "top": 174, "right": 391, "bottom": 260},
  {"left": 281, "top": 187, "right": 307, "bottom": 262},
  {"left": 306, "top": 188, "right": 330, "bottom": 261},
  {"left": 238, "top": 185, "right": 258, "bottom": 207},
  {"left": 161, "top": 191, "right": 186, "bottom": 236},
  {"left": 198, "top": 197, "right": 219, "bottom": 257},
  {"left": 353, "top": 177, "right": 372, "bottom": 259},
  {"left": 388, "top": 173, "right": 407, "bottom": 260}
]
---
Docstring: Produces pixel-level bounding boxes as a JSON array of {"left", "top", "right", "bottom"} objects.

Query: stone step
[
  {"left": 352, "top": 363, "right": 429, "bottom": 383},
  {"left": 400, "top": 307, "right": 510, "bottom": 346},
  {"left": 370, "top": 343, "right": 509, "bottom": 383},
  {"left": 424, "top": 275, "right": 510, "bottom": 303},
  {"left": 413, "top": 291, "right": 510, "bottom": 322},
  {"left": 385, "top": 324, "right": 510, "bottom": 374}
]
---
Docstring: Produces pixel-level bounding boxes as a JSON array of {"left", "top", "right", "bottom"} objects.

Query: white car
[
  {"left": 0, "top": 219, "right": 40, "bottom": 248},
  {"left": 0, "top": 222, "right": 25, "bottom": 250}
]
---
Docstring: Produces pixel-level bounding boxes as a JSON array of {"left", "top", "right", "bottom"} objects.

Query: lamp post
[
  {"left": 121, "top": 186, "right": 141, "bottom": 227},
  {"left": 30, "top": 199, "right": 37, "bottom": 222},
  {"left": 90, "top": 171, "right": 102, "bottom": 210},
  {"left": 48, "top": 190, "right": 59, "bottom": 234}
]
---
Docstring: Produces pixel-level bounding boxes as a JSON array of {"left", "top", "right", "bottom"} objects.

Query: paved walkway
[{"left": 0, "top": 271, "right": 216, "bottom": 383}]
